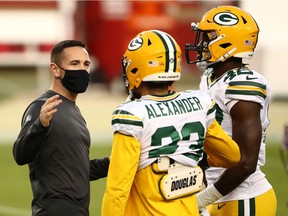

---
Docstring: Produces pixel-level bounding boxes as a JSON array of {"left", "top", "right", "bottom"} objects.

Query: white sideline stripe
[{"left": 0, "top": 205, "right": 30, "bottom": 216}]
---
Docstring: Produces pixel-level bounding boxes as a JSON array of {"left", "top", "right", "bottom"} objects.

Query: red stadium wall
[{"left": 75, "top": 1, "right": 238, "bottom": 87}]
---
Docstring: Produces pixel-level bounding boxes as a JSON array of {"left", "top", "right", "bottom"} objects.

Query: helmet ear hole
[
  {"left": 220, "top": 43, "right": 232, "bottom": 48},
  {"left": 131, "top": 68, "right": 138, "bottom": 74},
  {"left": 241, "top": 16, "right": 247, "bottom": 24},
  {"left": 148, "top": 39, "right": 152, "bottom": 46}
]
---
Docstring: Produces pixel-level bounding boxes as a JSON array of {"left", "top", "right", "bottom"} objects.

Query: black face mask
[{"left": 57, "top": 65, "right": 90, "bottom": 93}]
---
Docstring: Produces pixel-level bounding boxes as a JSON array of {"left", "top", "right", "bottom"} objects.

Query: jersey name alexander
[
  {"left": 145, "top": 96, "right": 203, "bottom": 119},
  {"left": 112, "top": 91, "right": 214, "bottom": 171}
]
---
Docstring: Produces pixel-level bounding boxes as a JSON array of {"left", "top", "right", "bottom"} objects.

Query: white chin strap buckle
[{"left": 196, "top": 61, "right": 208, "bottom": 72}]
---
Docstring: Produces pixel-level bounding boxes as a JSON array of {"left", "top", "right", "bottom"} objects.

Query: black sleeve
[
  {"left": 13, "top": 101, "right": 48, "bottom": 165},
  {"left": 198, "top": 152, "right": 209, "bottom": 171},
  {"left": 90, "top": 156, "right": 110, "bottom": 181}
]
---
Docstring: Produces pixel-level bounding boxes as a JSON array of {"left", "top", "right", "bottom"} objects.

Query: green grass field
[{"left": 0, "top": 143, "right": 287, "bottom": 216}]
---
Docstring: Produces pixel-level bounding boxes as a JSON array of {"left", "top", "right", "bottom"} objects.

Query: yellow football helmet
[
  {"left": 185, "top": 6, "right": 259, "bottom": 65},
  {"left": 122, "top": 30, "right": 181, "bottom": 91}
]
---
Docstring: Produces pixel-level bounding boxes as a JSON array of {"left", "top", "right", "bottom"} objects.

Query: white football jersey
[
  {"left": 112, "top": 90, "right": 215, "bottom": 171},
  {"left": 200, "top": 67, "right": 272, "bottom": 201}
]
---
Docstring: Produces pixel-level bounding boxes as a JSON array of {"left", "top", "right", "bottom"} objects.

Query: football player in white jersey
[
  {"left": 101, "top": 29, "right": 241, "bottom": 216},
  {"left": 185, "top": 5, "right": 277, "bottom": 216}
]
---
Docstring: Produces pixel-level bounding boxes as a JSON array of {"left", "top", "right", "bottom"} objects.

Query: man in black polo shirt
[{"left": 13, "top": 40, "right": 109, "bottom": 216}]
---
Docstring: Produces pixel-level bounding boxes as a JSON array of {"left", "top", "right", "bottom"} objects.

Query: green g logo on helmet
[
  {"left": 213, "top": 12, "right": 239, "bottom": 26},
  {"left": 128, "top": 37, "right": 143, "bottom": 51}
]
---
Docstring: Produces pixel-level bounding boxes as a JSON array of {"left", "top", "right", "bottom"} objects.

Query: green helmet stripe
[{"left": 153, "top": 30, "right": 177, "bottom": 73}]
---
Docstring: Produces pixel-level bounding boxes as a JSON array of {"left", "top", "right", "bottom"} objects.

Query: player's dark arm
[
  {"left": 198, "top": 152, "right": 209, "bottom": 171},
  {"left": 214, "top": 100, "right": 262, "bottom": 195},
  {"left": 13, "top": 102, "right": 48, "bottom": 165},
  {"left": 90, "top": 156, "right": 110, "bottom": 180}
]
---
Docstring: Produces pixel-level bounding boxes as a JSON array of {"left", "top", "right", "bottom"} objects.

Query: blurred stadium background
[{"left": 0, "top": 1, "right": 287, "bottom": 216}]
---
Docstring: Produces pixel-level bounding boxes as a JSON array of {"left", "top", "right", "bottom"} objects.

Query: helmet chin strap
[
  {"left": 196, "top": 61, "right": 208, "bottom": 72},
  {"left": 196, "top": 61, "right": 217, "bottom": 72},
  {"left": 128, "top": 90, "right": 135, "bottom": 101},
  {"left": 197, "top": 46, "right": 238, "bottom": 72},
  {"left": 217, "top": 47, "right": 237, "bottom": 62}
]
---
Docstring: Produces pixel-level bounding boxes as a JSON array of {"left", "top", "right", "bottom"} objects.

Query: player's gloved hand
[
  {"left": 199, "top": 208, "right": 210, "bottom": 216},
  {"left": 196, "top": 184, "right": 223, "bottom": 209}
]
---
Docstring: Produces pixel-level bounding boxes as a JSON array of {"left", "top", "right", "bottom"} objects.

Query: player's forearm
[
  {"left": 90, "top": 156, "right": 110, "bottom": 180},
  {"left": 13, "top": 118, "right": 48, "bottom": 165},
  {"left": 213, "top": 162, "right": 252, "bottom": 196},
  {"left": 216, "top": 120, "right": 262, "bottom": 195},
  {"left": 197, "top": 163, "right": 251, "bottom": 209},
  {"left": 221, "top": 99, "right": 262, "bottom": 195}
]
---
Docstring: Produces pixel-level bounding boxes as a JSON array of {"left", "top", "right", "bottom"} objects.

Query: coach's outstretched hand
[{"left": 39, "top": 95, "right": 62, "bottom": 127}]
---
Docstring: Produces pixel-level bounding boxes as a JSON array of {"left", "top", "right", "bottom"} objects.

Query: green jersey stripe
[
  {"left": 238, "top": 200, "right": 244, "bottom": 216},
  {"left": 207, "top": 103, "right": 216, "bottom": 115},
  {"left": 113, "top": 109, "right": 134, "bottom": 116},
  {"left": 229, "top": 81, "right": 267, "bottom": 90},
  {"left": 112, "top": 118, "right": 143, "bottom": 127},
  {"left": 249, "top": 198, "right": 256, "bottom": 216},
  {"left": 238, "top": 198, "right": 256, "bottom": 216},
  {"left": 215, "top": 103, "right": 224, "bottom": 125},
  {"left": 226, "top": 89, "right": 267, "bottom": 99}
]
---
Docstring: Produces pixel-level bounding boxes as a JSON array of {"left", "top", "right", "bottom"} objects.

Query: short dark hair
[{"left": 50, "top": 40, "right": 87, "bottom": 64}]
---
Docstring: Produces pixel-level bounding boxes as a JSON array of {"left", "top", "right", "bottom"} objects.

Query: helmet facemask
[
  {"left": 185, "top": 23, "right": 211, "bottom": 65},
  {"left": 121, "top": 55, "right": 132, "bottom": 95},
  {"left": 185, "top": 22, "right": 227, "bottom": 67}
]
